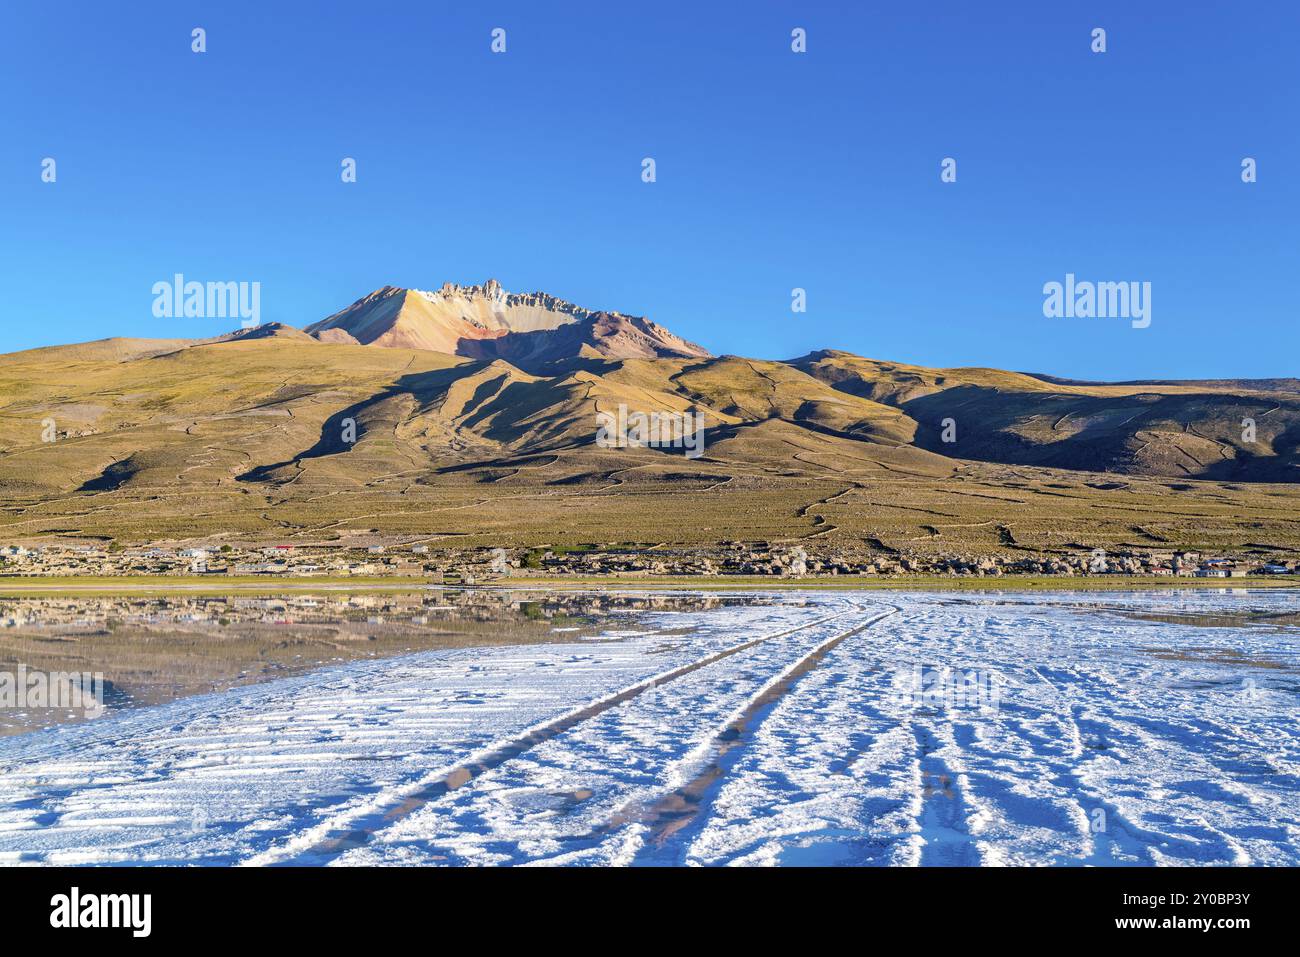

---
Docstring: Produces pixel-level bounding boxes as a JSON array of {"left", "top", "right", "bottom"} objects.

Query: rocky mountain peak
[{"left": 304, "top": 280, "right": 711, "bottom": 371}]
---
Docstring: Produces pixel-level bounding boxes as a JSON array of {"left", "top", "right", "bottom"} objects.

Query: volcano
[{"left": 305, "top": 280, "right": 711, "bottom": 372}]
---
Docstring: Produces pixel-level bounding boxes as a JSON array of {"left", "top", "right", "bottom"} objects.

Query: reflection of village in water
[{"left": 0, "top": 591, "right": 775, "bottom": 735}]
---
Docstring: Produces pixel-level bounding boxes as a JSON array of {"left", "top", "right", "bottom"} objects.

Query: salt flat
[{"left": 0, "top": 590, "right": 1295, "bottom": 866}]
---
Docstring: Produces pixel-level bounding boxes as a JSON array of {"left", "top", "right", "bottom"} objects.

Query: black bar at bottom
[{"left": 0, "top": 865, "right": 1287, "bottom": 944}]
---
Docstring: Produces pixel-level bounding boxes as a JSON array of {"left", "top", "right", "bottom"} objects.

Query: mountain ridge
[
  {"left": 304, "top": 280, "right": 711, "bottom": 372},
  {"left": 0, "top": 284, "right": 1297, "bottom": 552}
]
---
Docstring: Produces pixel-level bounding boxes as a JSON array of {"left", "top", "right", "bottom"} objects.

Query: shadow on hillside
[
  {"left": 78, "top": 457, "right": 141, "bottom": 493},
  {"left": 235, "top": 366, "right": 472, "bottom": 483},
  {"left": 454, "top": 323, "right": 590, "bottom": 373},
  {"left": 904, "top": 385, "right": 1300, "bottom": 480}
]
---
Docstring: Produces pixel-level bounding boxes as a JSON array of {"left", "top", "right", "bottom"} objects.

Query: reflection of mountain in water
[{"left": 0, "top": 590, "right": 782, "bottom": 735}]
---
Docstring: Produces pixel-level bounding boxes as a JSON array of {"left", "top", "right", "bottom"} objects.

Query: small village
[{"left": 0, "top": 540, "right": 1295, "bottom": 581}]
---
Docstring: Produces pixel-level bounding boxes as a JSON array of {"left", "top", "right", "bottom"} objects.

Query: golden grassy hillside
[{"left": 0, "top": 330, "right": 1297, "bottom": 554}]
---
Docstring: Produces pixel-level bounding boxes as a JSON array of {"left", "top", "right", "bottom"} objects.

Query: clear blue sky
[{"left": 1, "top": 1, "right": 1295, "bottom": 379}]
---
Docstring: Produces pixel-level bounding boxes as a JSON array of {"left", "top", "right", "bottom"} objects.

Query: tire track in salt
[
  {"left": 914, "top": 726, "right": 982, "bottom": 866},
  {"left": 616, "top": 603, "right": 900, "bottom": 865},
  {"left": 260, "top": 601, "right": 856, "bottom": 865}
]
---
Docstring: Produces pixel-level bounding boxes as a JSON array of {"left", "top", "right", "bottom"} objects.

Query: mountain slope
[
  {"left": 793, "top": 350, "right": 1300, "bottom": 482},
  {"left": 0, "top": 290, "right": 1297, "bottom": 551}
]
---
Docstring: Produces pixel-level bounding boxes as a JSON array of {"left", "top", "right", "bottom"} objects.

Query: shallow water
[{"left": 0, "top": 590, "right": 767, "bottom": 734}]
